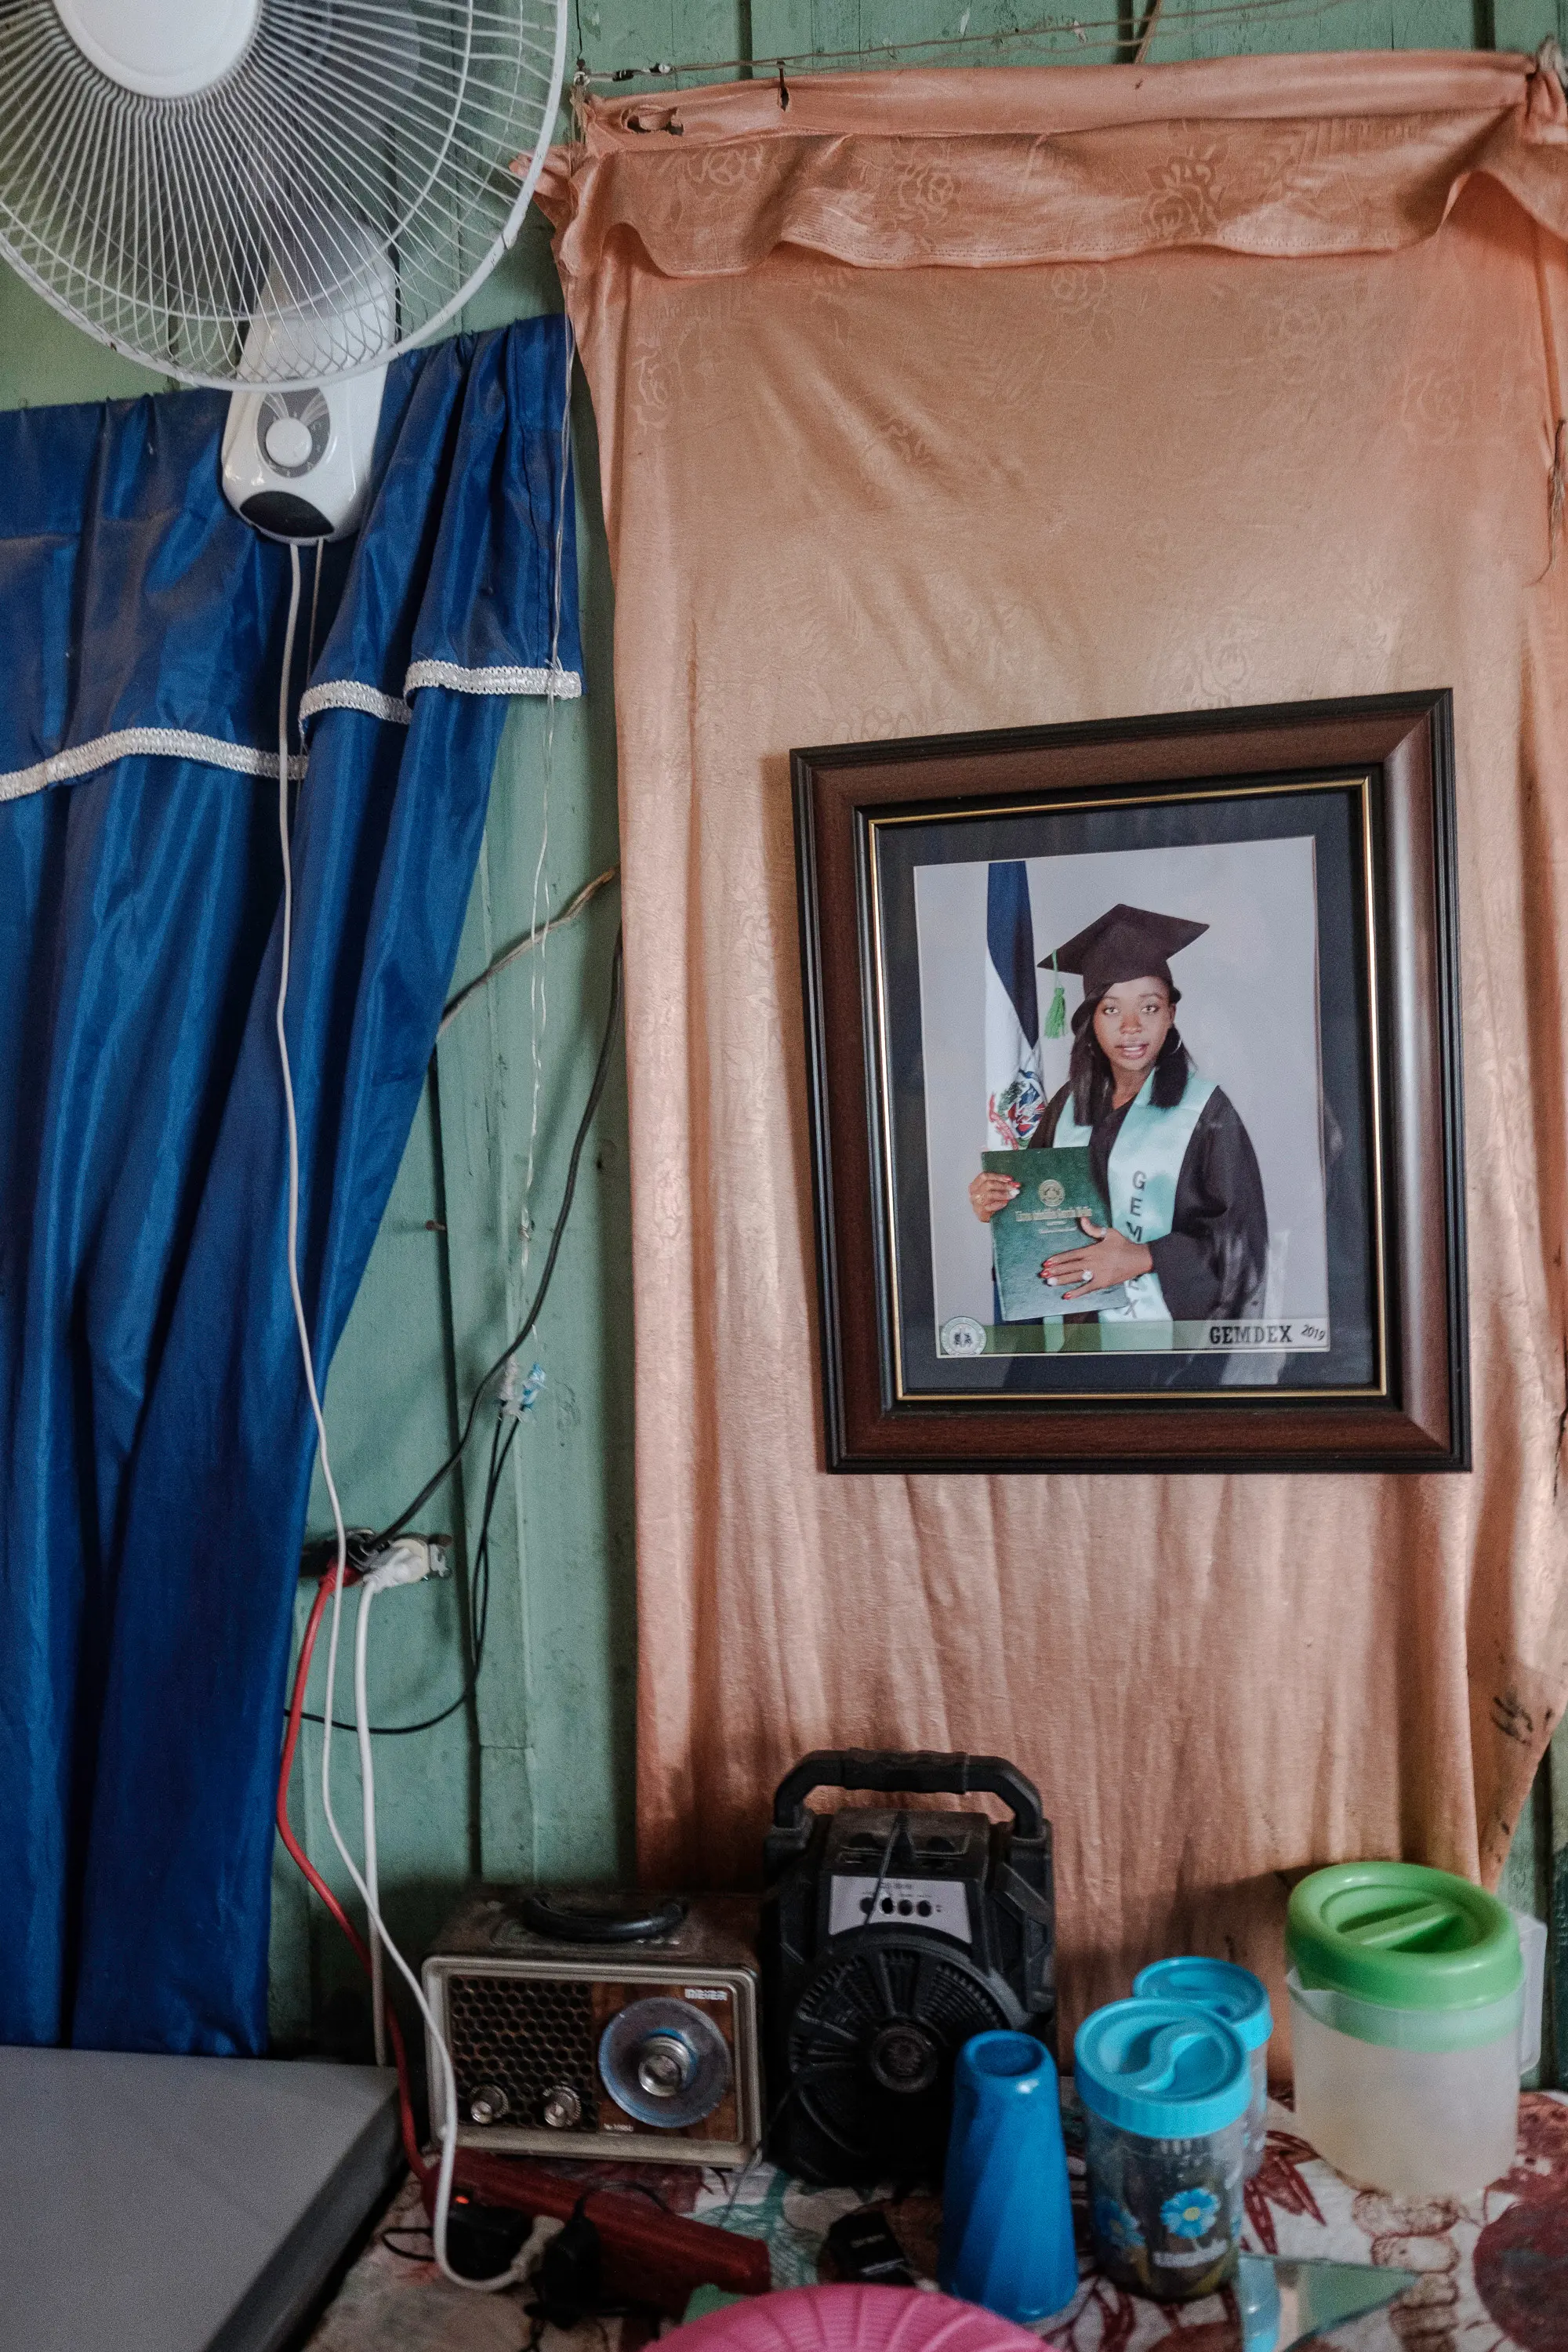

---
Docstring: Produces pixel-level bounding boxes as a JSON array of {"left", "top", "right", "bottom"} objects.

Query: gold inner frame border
[{"left": 864, "top": 772, "right": 1388, "bottom": 1408}]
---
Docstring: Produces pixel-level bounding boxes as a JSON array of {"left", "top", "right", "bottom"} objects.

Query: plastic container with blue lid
[
  {"left": 1133, "top": 1958, "right": 1272, "bottom": 2177},
  {"left": 1075, "top": 1998, "right": 1249, "bottom": 2301}
]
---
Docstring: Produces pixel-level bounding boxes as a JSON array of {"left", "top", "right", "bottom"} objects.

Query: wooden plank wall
[{"left": 0, "top": 0, "right": 1564, "bottom": 2074}]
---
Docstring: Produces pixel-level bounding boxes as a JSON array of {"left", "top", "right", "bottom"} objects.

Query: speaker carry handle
[{"left": 770, "top": 1749, "right": 1045, "bottom": 1843}]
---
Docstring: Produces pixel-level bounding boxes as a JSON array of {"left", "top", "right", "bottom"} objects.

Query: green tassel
[{"left": 1042, "top": 954, "right": 1066, "bottom": 1040}]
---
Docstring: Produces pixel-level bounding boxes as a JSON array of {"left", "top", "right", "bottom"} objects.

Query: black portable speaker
[{"left": 759, "top": 1748, "right": 1055, "bottom": 2185}]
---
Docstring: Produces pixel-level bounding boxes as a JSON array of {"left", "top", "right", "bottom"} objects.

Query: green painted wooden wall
[{"left": 2, "top": 0, "right": 1566, "bottom": 2078}]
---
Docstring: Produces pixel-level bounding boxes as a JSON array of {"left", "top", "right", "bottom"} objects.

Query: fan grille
[
  {"left": 787, "top": 1937, "right": 1011, "bottom": 2169},
  {"left": 0, "top": 0, "right": 566, "bottom": 388}
]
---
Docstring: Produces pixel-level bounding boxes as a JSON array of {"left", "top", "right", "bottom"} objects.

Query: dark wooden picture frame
[{"left": 793, "top": 693, "right": 1468, "bottom": 1474}]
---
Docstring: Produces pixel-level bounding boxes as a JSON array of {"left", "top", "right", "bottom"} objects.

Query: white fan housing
[
  {"left": 0, "top": 0, "right": 570, "bottom": 392},
  {"left": 53, "top": 0, "right": 262, "bottom": 99},
  {"left": 220, "top": 236, "right": 394, "bottom": 539}
]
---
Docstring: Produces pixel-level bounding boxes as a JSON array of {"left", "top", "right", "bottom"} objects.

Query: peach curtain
[{"left": 539, "top": 50, "right": 1568, "bottom": 2049}]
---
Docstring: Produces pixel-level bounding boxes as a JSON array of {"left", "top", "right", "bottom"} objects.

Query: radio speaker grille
[{"left": 447, "top": 1973, "right": 599, "bottom": 2130}]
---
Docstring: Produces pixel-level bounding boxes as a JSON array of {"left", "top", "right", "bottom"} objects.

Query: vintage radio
[{"left": 423, "top": 1889, "right": 761, "bottom": 2165}]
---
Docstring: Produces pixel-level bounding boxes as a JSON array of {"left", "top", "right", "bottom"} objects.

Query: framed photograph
[{"left": 793, "top": 693, "right": 1468, "bottom": 1473}]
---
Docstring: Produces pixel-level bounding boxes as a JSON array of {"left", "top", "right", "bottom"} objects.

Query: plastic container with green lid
[{"left": 1286, "top": 1861, "right": 1522, "bottom": 2197}]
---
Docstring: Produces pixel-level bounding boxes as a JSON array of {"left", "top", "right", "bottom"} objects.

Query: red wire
[
  {"left": 278, "top": 1573, "right": 362, "bottom": 1956},
  {"left": 277, "top": 1565, "right": 429, "bottom": 2187},
  {"left": 278, "top": 1589, "right": 771, "bottom": 2297}
]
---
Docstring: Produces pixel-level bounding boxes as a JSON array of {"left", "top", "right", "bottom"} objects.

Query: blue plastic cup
[{"left": 938, "top": 2030, "right": 1078, "bottom": 2323}]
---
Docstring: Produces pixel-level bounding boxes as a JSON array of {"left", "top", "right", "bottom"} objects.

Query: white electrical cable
[
  {"left": 354, "top": 1537, "right": 435, "bottom": 2071},
  {"left": 272, "top": 539, "right": 513, "bottom": 2295},
  {"left": 356, "top": 1581, "right": 387, "bottom": 2068},
  {"left": 517, "top": 311, "right": 576, "bottom": 1281},
  {"left": 307, "top": 539, "right": 324, "bottom": 678}
]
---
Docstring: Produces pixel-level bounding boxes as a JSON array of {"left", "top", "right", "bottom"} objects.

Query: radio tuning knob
[
  {"left": 468, "top": 2083, "right": 510, "bottom": 2125},
  {"left": 636, "top": 2030, "right": 697, "bottom": 2099},
  {"left": 541, "top": 2084, "right": 583, "bottom": 2129}
]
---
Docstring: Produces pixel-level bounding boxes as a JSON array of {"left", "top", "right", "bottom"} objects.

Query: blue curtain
[{"left": 0, "top": 318, "right": 581, "bottom": 2053}]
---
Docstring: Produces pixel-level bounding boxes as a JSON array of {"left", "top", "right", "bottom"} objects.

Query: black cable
[
  {"left": 589, "top": 2180, "right": 671, "bottom": 2217},
  {"left": 298, "top": 1406, "right": 515, "bottom": 1737},
  {"left": 287, "top": 927, "right": 623, "bottom": 1739},
  {"left": 721, "top": 2078, "right": 799, "bottom": 2227},
  {"left": 376, "top": 925, "right": 623, "bottom": 1544},
  {"left": 382, "top": 2230, "right": 437, "bottom": 2263}
]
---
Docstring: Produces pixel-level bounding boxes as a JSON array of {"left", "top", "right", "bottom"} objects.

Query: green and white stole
[{"left": 1052, "top": 1065, "right": 1215, "bottom": 1321}]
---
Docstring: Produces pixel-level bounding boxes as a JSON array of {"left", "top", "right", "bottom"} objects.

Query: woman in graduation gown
[{"left": 968, "top": 903, "right": 1268, "bottom": 1324}]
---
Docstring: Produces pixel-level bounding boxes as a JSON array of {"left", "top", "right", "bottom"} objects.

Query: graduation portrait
[
  {"left": 793, "top": 698, "right": 1468, "bottom": 1472},
  {"left": 888, "top": 793, "right": 1369, "bottom": 1403},
  {"left": 915, "top": 854, "right": 1327, "bottom": 1366}
]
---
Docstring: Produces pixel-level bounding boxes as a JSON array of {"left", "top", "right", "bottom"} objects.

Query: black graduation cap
[{"left": 1039, "top": 902, "right": 1208, "bottom": 1004}]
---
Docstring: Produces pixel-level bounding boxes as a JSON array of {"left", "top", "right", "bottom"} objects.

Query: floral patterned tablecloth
[{"left": 309, "top": 2092, "right": 1568, "bottom": 2352}]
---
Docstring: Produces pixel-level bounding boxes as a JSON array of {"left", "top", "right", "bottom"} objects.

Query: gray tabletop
[{"left": 0, "top": 2045, "right": 399, "bottom": 2352}]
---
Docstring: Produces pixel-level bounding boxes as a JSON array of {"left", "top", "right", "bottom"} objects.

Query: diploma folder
[{"left": 983, "top": 1147, "right": 1130, "bottom": 1321}]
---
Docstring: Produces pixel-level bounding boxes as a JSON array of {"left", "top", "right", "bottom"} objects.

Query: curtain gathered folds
[
  {"left": 0, "top": 319, "right": 580, "bottom": 2053},
  {"left": 538, "top": 51, "right": 1568, "bottom": 2044}
]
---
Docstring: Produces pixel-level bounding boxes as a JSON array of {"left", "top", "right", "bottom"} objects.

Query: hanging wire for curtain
[{"left": 571, "top": 0, "right": 1376, "bottom": 89}]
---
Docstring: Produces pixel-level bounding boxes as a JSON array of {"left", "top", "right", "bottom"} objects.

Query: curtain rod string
[{"left": 572, "top": 0, "right": 1367, "bottom": 88}]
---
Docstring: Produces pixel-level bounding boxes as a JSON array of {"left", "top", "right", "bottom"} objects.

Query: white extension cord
[
  {"left": 354, "top": 1537, "right": 437, "bottom": 2067},
  {"left": 272, "top": 541, "right": 515, "bottom": 2295}
]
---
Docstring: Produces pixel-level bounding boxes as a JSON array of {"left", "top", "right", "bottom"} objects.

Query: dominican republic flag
[{"left": 986, "top": 861, "right": 1045, "bottom": 1148}]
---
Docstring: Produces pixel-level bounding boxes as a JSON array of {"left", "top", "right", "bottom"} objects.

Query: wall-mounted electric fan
[{"left": 0, "top": 0, "right": 570, "bottom": 535}]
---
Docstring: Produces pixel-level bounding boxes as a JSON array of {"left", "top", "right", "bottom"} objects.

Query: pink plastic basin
[{"left": 668, "top": 2284, "right": 1062, "bottom": 2352}]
